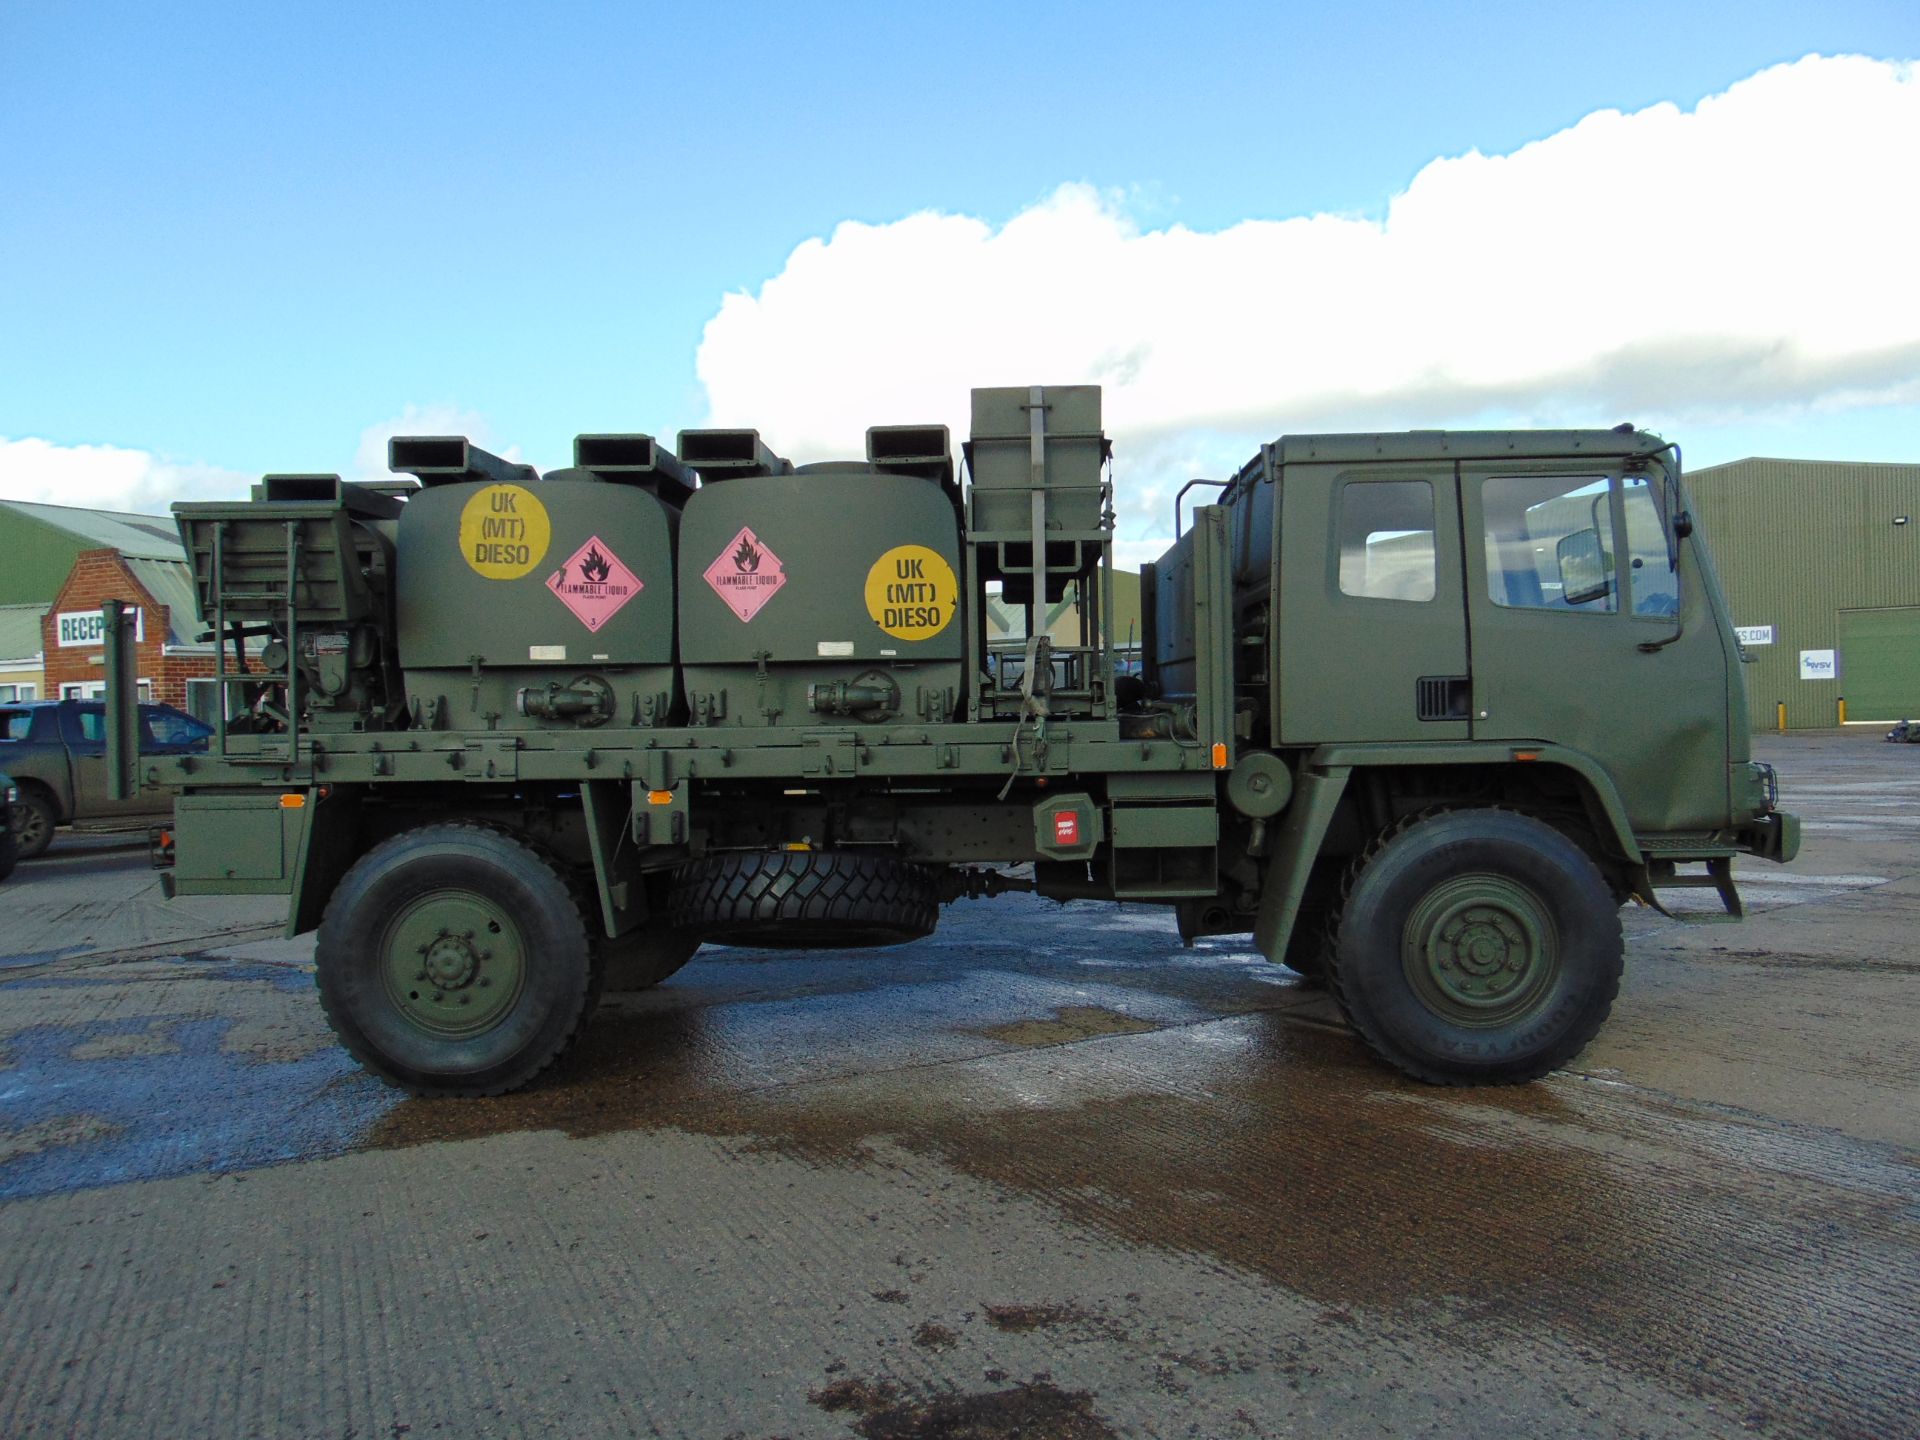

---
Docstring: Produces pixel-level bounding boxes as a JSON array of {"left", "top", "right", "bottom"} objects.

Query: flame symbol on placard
[
  {"left": 580, "top": 546, "right": 611, "bottom": 584},
  {"left": 733, "top": 536, "right": 762, "bottom": 572}
]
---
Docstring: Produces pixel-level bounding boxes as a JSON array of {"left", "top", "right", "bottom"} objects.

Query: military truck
[{"left": 101, "top": 385, "right": 1798, "bottom": 1097}]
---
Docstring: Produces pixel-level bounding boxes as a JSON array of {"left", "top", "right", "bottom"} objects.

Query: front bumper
[{"left": 1736, "top": 809, "right": 1800, "bottom": 863}]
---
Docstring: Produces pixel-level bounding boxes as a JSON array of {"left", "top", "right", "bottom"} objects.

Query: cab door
[
  {"left": 1462, "top": 465, "right": 1730, "bottom": 832},
  {"left": 1278, "top": 463, "right": 1471, "bottom": 743}
]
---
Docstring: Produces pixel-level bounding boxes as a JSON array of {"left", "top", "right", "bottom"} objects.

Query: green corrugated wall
[
  {"left": 1687, "top": 459, "right": 1920, "bottom": 729},
  {"left": 0, "top": 511, "right": 89, "bottom": 606}
]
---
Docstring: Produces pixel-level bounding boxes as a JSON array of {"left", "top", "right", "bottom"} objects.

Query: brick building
[
  {"left": 0, "top": 500, "right": 224, "bottom": 718},
  {"left": 39, "top": 547, "right": 221, "bottom": 713}
]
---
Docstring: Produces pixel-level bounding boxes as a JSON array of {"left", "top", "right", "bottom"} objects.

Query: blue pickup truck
[
  {"left": 0, "top": 769, "right": 17, "bottom": 881},
  {"left": 0, "top": 699, "right": 212, "bottom": 858}
]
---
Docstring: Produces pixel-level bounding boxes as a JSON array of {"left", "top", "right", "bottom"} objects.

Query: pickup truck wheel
[
  {"left": 669, "top": 850, "right": 938, "bottom": 949},
  {"left": 12, "top": 786, "right": 55, "bottom": 859},
  {"left": 315, "top": 824, "right": 600, "bottom": 1097},
  {"left": 1330, "top": 810, "right": 1621, "bottom": 1085},
  {"left": 599, "top": 928, "right": 701, "bottom": 992}
]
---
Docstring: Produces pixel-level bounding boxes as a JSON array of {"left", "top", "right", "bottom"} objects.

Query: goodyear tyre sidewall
[
  {"left": 317, "top": 827, "right": 593, "bottom": 1093},
  {"left": 1337, "top": 811, "right": 1620, "bottom": 1082}
]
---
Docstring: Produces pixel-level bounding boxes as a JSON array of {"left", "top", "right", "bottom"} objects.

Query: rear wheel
[
  {"left": 1328, "top": 810, "right": 1621, "bottom": 1085},
  {"left": 315, "top": 824, "right": 600, "bottom": 1097},
  {"left": 669, "top": 849, "right": 938, "bottom": 949},
  {"left": 13, "top": 786, "right": 55, "bottom": 859}
]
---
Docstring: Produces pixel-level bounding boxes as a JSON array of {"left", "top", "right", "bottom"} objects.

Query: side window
[
  {"left": 1484, "top": 475, "right": 1618, "bottom": 613},
  {"left": 140, "top": 707, "right": 213, "bottom": 748},
  {"left": 1337, "top": 480, "right": 1437, "bottom": 602},
  {"left": 0, "top": 709, "right": 30, "bottom": 740},
  {"left": 74, "top": 708, "right": 107, "bottom": 743},
  {"left": 1623, "top": 476, "right": 1680, "bottom": 616}
]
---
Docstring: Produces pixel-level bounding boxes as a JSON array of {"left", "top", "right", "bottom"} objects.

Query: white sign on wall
[
  {"left": 1735, "top": 625, "right": 1775, "bottom": 646},
  {"left": 55, "top": 608, "right": 145, "bottom": 647},
  {"left": 1799, "top": 648, "right": 1838, "bottom": 681}
]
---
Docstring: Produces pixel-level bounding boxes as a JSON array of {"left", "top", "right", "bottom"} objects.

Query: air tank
[
  {"left": 675, "top": 426, "right": 964, "bottom": 728},
  {"left": 392, "top": 435, "right": 687, "bottom": 731}
]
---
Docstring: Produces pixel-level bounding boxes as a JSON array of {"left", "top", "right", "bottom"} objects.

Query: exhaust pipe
[
  {"left": 388, "top": 436, "right": 538, "bottom": 487},
  {"left": 867, "top": 424, "right": 955, "bottom": 489},
  {"left": 573, "top": 433, "right": 695, "bottom": 506},
  {"left": 676, "top": 428, "right": 792, "bottom": 479}
]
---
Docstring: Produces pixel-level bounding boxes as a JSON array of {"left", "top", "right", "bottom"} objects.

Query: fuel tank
[
  {"left": 675, "top": 428, "right": 963, "bottom": 728},
  {"left": 392, "top": 435, "right": 686, "bottom": 731}
]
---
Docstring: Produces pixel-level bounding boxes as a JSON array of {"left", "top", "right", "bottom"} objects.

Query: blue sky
[{"left": 1, "top": 0, "right": 1916, "bottom": 530}]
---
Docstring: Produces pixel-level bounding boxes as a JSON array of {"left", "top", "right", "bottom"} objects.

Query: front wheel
[
  {"left": 12, "top": 787, "right": 55, "bottom": 859},
  {"left": 315, "top": 824, "right": 600, "bottom": 1097},
  {"left": 1329, "top": 810, "right": 1622, "bottom": 1085}
]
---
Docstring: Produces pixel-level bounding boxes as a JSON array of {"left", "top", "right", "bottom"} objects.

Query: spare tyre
[{"left": 669, "top": 850, "right": 938, "bottom": 950}]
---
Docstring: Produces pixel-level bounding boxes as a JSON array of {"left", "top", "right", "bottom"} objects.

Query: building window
[
  {"left": 59, "top": 680, "right": 151, "bottom": 701},
  {"left": 185, "top": 678, "right": 228, "bottom": 725},
  {"left": 0, "top": 683, "right": 34, "bottom": 702}
]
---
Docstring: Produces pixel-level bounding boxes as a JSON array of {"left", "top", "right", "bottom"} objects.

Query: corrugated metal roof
[
  {"left": 0, "top": 602, "right": 47, "bottom": 664},
  {"left": 0, "top": 500, "right": 184, "bottom": 560},
  {"left": 124, "top": 558, "right": 205, "bottom": 647}
]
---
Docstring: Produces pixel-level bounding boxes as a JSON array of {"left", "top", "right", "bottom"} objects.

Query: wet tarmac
[{"left": 1, "top": 734, "right": 1916, "bottom": 1438}]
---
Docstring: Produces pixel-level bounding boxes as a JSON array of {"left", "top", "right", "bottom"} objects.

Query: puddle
[{"left": 973, "top": 1006, "right": 1162, "bottom": 1047}]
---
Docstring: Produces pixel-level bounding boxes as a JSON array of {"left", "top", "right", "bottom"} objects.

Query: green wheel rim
[
  {"left": 1402, "top": 874, "right": 1557, "bottom": 1027},
  {"left": 379, "top": 888, "right": 527, "bottom": 1038}
]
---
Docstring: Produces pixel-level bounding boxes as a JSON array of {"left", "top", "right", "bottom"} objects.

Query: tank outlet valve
[
  {"left": 808, "top": 671, "right": 900, "bottom": 719},
  {"left": 515, "top": 675, "right": 614, "bottom": 727}
]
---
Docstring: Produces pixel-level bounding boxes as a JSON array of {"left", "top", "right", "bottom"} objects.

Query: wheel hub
[
  {"left": 422, "top": 931, "right": 482, "bottom": 990},
  {"left": 381, "top": 891, "right": 525, "bottom": 1037},
  {"left": 1405, "top": 878, "right": 1556, "bottom": 1025}
]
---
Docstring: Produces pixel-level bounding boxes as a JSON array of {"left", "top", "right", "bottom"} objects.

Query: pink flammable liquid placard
[
  {"left": 546, "top": 536, "right": 643, "bottom": 633},
  {"left": 702, "top": 526, "right": 787, "bottom": 622}
]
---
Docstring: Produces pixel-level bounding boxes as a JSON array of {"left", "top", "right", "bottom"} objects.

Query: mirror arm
[{"left": 1637, "top": 624, "right": 1684, "bottom": 654}]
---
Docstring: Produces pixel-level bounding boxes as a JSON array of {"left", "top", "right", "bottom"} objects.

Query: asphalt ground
[{"left": 0, "top": 734, "right": 1914, "bottom": 1439}]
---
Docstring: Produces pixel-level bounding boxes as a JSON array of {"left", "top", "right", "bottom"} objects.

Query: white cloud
[
  {"left": 0, "top": 403, "right": 522, "bottom": 517},
  {"left": 0, "top": 436, "right": 250, "bottom": 513},
  {"left": 695, "top": 53, "right": 1920, "bottom": 550}
]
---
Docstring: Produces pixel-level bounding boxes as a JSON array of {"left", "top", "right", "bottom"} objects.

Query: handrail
[{"left": 1174, "top": 478, "right": 1229, "bottom": 538}]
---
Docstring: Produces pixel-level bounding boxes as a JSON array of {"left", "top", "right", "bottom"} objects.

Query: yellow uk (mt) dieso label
[
  {"left": 865, "top": 544, "right": 957, "bottom": 641},
  {"left": 458, "top": 484, "right": 551, "bottom": 580}
]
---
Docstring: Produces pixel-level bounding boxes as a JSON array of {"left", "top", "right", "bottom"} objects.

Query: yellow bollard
[
  {"left": 1777, "top": 701, "right": 1787, "bottom": 733},
  {"left": 1838, "top": 696, "right": 1848, "bottom": 726}
]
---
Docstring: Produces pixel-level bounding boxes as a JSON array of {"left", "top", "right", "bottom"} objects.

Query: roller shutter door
[{"left": 1838, "top": 607, "right": 1920, "bottom": 720}]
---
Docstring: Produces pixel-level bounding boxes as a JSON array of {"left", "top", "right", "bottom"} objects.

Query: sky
[{"left": 2, "top": 0, "right": 1916, "bottom": 564}]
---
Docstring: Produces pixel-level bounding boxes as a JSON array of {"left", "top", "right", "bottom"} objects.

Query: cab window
[
  {"left": 1484, "top": 475, "right": 1617, "bottom": 613},
  {"left": 1, "top": 709, "right": 30, "bottom": 741},
  {"left": 1624, "top": 475, "right": 1680, "bottom": 616},
  {"left": 1337, "top": 480, "right": 1437, "bottom": 602}
]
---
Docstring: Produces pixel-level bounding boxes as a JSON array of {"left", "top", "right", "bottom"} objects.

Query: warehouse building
[
  {"left": 0, "top": 602, "right": 48, "bottom": 701},
  {"left": 1687, "top": 458, "right": 1920, "bottom": 730}
]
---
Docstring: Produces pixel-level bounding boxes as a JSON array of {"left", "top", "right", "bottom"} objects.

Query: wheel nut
[
  {"left": 458, "top": 996, "right": 471, "bottom": 1006},
  {"left": 479, "top": 978, "right": 490, "bottom": 988},
  {"left": 431, "top": 991, "right": 444, "bottom": 1002}
]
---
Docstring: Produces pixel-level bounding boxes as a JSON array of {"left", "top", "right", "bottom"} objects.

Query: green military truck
[{"left": 101, "top": 385, "right": 1797, "bottom": 1096}]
